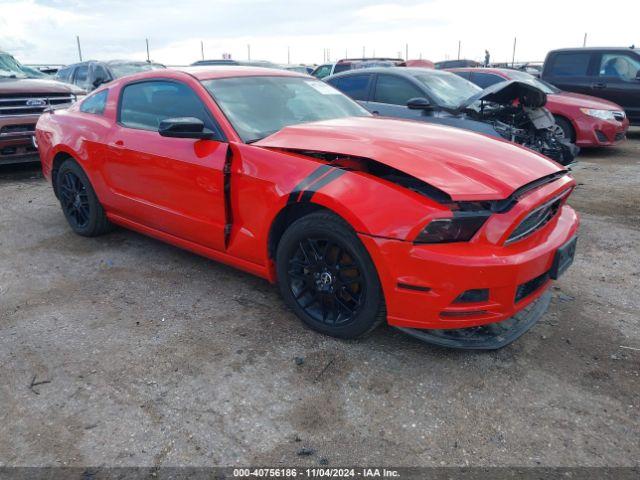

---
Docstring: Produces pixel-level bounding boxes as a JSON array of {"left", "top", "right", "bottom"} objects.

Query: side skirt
[{"left": 106, "top": 212, "right": 271, "bottom": 280}]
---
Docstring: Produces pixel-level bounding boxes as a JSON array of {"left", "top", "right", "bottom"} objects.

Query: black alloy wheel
[
  {"left": 56, "top": 159, "right": 112, "bottom": 237},
  {"left": 59, "top": 170, "right": 90, "bottom": 229},
  {"left": 276, "top": 211, "right": 385, "bottom": 339},
  {"left": 288, "top": 237, "right": 364, "bottom": 326}
]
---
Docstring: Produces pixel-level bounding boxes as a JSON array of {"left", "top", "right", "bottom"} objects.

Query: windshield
[
  {"left": 202, "top": 76, "right": 370, "bottom": 142},
  {"left": 108, "top": 62, "right": 164, "bottom": 78},
  {"left": 0, "top": 53, "right": 37, "bottom": 79},
  {"left": 504, "top": 70, "right": 560, "bottom": 94},
  {"left": 413, "top": 72, "right": 481, "bottom": 109}
]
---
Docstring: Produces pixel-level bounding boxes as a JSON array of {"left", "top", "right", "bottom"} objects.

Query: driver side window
[
  {"left": 119, "top": 80, "right": 214, "bottom": 132},
  {"left": 599, "top": 53, "right": 640, "bottom": 81}
]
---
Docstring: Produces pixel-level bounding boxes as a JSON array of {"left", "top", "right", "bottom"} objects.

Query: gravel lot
[{"left": 1, "top": 130, "right": 638, "bottom": 468}]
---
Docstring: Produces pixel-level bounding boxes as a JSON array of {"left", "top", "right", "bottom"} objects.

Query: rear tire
[
  {"left": 56, "top": 159, "right": 112, "bottom": 237},
  {"left": 276, "top": 211, "right": 386, "bottom": 339}
]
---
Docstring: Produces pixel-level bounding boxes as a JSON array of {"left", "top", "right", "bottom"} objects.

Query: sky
[{"left": 1, "top": 0, "right": 638, "bottom": 66}]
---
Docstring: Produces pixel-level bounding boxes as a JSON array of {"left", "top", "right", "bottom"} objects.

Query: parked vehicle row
[
  {"left": 449, "top": 67, "right": 629, "bottom": 147},
  {"left": 35, "top": 66, "right": 580, "bottom": 348},
  {"left": 55, "top": 60, "right": 165, "bottom": 92},
  {"left": 326, "top": 67, "right": 578, "bottom": 164},
  {"left": 542, "top": 47, "right": 640, "bottom": 126}
]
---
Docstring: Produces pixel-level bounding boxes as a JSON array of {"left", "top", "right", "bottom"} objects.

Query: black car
[
  {"left": 326, "top": 67, "right": 577, "bottom": 165},
  {"left": 55, "top": 60, "right": 165, "bottom": 91},
  {"left": 542, "top": 47, "right": 640, "bottom": 125}
]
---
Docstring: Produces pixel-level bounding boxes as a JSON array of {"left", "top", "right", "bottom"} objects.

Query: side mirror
[
  {"left": 92, "top": 76, "right": 107, "bottom": 88},
  {"left": 158, "top": 117, "right": 215, "bottom": 140},
  {"left": 407, "top": 97, "right": 433, "bottom": 110}
]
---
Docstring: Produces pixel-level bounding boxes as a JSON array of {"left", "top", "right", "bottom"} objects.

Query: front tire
[
  {"left": 276, "top": 211, "right": 385, "bottom": 339},
  {"left": 553, "top": 116, "right": 576, "bottom": 143},
  {"left": 56, "top": 159, "right": 112, "bottom": 237}
]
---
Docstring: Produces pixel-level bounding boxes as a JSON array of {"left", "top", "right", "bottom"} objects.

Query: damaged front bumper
[{"left": 396, "top": 291, "right": 551, "bottom": 350}]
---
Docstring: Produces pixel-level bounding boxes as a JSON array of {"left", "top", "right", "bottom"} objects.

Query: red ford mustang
[
  {"left": 448, "top": 67, "right": 630, "bottom": 148},
  {"left": 35, "top": 67, "right": 579, "bottom": 349}
]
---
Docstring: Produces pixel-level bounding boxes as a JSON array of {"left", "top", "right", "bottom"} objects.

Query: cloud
[{"left": 1, "top": 0, "right": 638, "bottom": 66}]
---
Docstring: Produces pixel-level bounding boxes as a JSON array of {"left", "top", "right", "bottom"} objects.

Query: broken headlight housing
[
  {"left": 414, "top": 212, "right": 491, "bottom": 244},
  {"left": 580, "top": 108, "right": 616, "bottom": 121}
]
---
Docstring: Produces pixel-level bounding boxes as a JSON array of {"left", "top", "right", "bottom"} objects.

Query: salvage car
[
  {"left": 541, "top": 47, "right": 640, "bottom": 125},
  {"left": 327, "top": 68, "right": 578, "bottom": 165},
  {"left": 451, "top": 68, "right": 629, "bottom": 147},
  {"left": 0, "top": 51, "right": 84, "bottom": 165},
  {"left": 55, "top": 60, "right": 165, "bottom": 91},
  {"left": 35, "top": 67, "right": 579, "bottom": 349}
]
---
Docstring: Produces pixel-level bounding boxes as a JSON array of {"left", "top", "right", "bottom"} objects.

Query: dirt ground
[{"left": 0, "top": 129, "right": 638, "bottom": 468}]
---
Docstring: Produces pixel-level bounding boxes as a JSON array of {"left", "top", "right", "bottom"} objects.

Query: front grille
[
  {"left": 515, "top": 271, "right": 549, "bottom": 303},
  {"left": 613, "top": 111, "right": 625, "bottom": 122},
  {"left": 506, "top": 192, "right": 567, "bottom": 244},
  {"left": 0, "top": 124, "right": 36, "bottom": 137},
  {"left": 0, "top": 93, "right": 75, "bottom": 116}
]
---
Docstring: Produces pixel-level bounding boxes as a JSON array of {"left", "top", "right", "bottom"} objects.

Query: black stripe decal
[
  {"left": 298, "top": 168, "right": 346, "bottom": 203},
  {"left": 287, "top": 164, "right": 332, "bottom": 204}
]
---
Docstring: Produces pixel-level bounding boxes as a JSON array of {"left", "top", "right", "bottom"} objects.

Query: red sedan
[
  {"left": 35, "top": 67, "right": 579, "bottom": 349},
  {"left": 448, "top": 67, "right": 629, "bottom": 147}
]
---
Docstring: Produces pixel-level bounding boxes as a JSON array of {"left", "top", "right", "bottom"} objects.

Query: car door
[
  {"left": 325, "top": 74, "right": 373, "bottom": 108},
  {"left": 543, "top": 51, "right": 595, "bottom": 95},
  {"left": 366, "top": 73, "right": 427, "bottom": 119},
  {"left": 104, "top": 79, "right": 228, "bottom": 251},
  {"left": 593, "top": 51, "right": 640, "bottom": 123}
]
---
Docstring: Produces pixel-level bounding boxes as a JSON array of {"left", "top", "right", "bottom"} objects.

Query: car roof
[
  {"left": 448, "top": 67, "right": 513, "bottom": 77},
  {"left": 111, "top": 66, "right": 307, "bottom": 83},
  {"left": 548, "top": 47, "right": 637, "bottom": 53},
  {"left": 328, "top": 66, "right": 451, "bottom": 80}
]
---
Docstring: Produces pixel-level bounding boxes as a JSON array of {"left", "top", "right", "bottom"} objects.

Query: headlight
[
  {"left": 414, "top": 212, "right": 491, "bottom": 244},
  {"left": 580, "top": 108, "right": 616, "bottom": 121}
]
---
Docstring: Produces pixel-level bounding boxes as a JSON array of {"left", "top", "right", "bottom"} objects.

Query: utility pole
[
  {"left": 76, "top": 35, "right": 82, "bottom": 61},
  {"left": 200, "top": 41, "right": 204, "bottom": 61},
  {"left": 457, "top": 40, "right": 461, "bottom": 60},
  {"left": 583, "top": 33, "right": 587, "bottom": 47},
  {"left": 247, "top": 44, "right": 251, "bottom": 61},
  {"left": 405, "top": 43, "right": 409, "bottom": 61},
  {"left": 362, "top": 46, "right": 365, "bottom": 58},
  {"left": 145, "top": 38, "right": 150, "bottom": 62},
  {"left": 287, "top": 46, "right": 290, "bottom": 64},
  {"left": 512, "top": 37, "right": 517, "bottom": 67},
  {"left": 327, "top": 48, "right": 330, "bottom": 62}
]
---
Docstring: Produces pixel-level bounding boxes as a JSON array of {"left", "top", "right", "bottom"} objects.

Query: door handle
[
  {"left": 372, "top": 110, "right": 380, "bottom": 115},
  {"left": 591, "top": 83, "right": 606, "bottom": 89},
  {"left": 110, "top": 140, "right": 125, "bottom": 149}
]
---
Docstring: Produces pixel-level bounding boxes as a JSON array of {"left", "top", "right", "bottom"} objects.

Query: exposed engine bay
[{"left": 459, "top": 80, "right": 579, "bottom": 165}]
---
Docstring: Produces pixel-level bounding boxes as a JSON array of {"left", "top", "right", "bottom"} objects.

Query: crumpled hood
[
  {"left": 460, "top": 79, "right": 547, "bottom": 110},
  {"left": 254, "top": 116, "right": 565, "bottom": 201}
]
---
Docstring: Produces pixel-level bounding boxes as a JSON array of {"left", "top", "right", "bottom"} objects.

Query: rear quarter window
[
  {"left": 470, "top": 72, "right": 504, "bottom": 88},
  {"left": 327, "top": 75, "right": 371, "bottom": 101},
  {"left": 80, "top": 90, "right": 108, "bottom": 115},
  {"left": 548, "top": 53, "right": 591, "bottom": 76}
]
